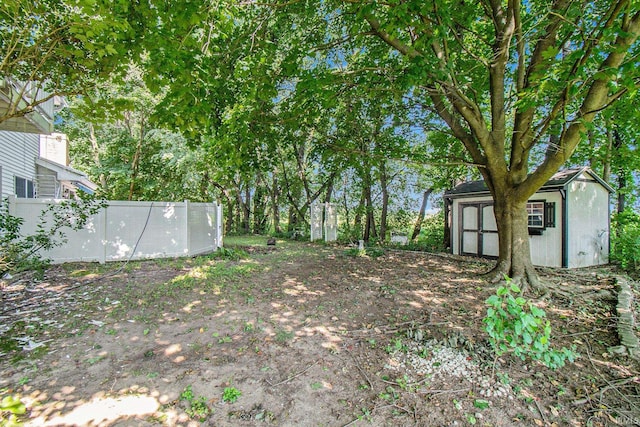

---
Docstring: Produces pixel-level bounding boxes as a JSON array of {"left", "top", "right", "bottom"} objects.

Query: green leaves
[{"left": 483, "top": 277, "right": 577, "bottom": 370}]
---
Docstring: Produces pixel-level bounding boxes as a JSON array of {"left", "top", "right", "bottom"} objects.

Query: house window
[
  {"left": 527, "top": 201, "right": 545, "bottom": 228},
  {"left": 15, "top": 176, "right": 35, "bottom": 198}
]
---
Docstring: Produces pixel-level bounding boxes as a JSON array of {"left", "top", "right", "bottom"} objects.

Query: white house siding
[
  {"left": 566, "top": 173, "right": 610, "bottom": 268},
  {"left": 529, "top": 191, "right": 563, "bottom": 267},
  {"left": 0, "top": 131, "right": 39, "bottom": 199}
]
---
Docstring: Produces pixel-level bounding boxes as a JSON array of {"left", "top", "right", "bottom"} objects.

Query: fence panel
[{"left": 7, "top": 197, "right": 222, "bottom": 264}]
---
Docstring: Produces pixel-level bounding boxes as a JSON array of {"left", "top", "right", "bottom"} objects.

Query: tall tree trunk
[
  {"left": 127, "top": 115, "right": 145, "bottom": 201},
  {"left": 253, "top": 182, "right": 267, "bottom": 234},
  {"left": 363, "top": 181, "right": 376, "bottom": 242},
  {"left": 88, "top": 123, "right": 107, "bottom": 191},
  {"left": 342, "top": 180, "right": 351, "bottom": 231},
  {"left": 271, "top": 172, "right": 281, "bottom": 234},
  {"left": 379, "top": 162, "right": 389, "bottom": 241},
  {"left": 243, "top": 186, "right": 251, "bottom": 233},
  {"left": 411, "top": 188, "right": 433, "bottom": 241},
  {"left": 443, "top": 196, "right": 452, "bottom": 250},
  {"left": 354, "top": 189, "right": 365, "bottom": 238},
  {"left": 614, "top": 128, "right": 626, "bottom": 214}
]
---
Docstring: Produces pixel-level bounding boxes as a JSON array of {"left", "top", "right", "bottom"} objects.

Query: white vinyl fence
[{"left": 7, "top": 197, "right": 223, "bottom": 264}]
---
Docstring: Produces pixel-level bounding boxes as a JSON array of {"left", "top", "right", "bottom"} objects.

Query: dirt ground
[{"left": 1, "top": 237, "right": 639, "bottom": 426}]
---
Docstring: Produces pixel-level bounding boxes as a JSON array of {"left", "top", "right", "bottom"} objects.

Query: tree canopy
[{"left": 9, "top": 0, "right": 638, "bottom": 286}]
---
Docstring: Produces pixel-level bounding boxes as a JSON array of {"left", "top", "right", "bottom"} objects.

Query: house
[
  {"left": 444, "top": 167, "right": 613, "bottom": 268},
  {"left": 0, "top": 131, "right": 96, "bottom": 200},
  {"left": 0, "top": 78, "right": 95, "bottom": 200}
]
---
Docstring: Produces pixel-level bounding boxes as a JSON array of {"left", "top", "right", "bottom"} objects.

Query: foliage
[
  {"left": 212, "top": 247, "right": 248, "bottom": 261},
  {"left": 0, "top": 0, "right": 145, "bottom": 124},
  {"left": 179, "top": 385, "right": 212, "bottom": 421},
  {"left": 483, "top": 279, "right": 576, "bottom": 370},
  {"left": 610, "top": 210, "right": 640, "bottom": 275},
  {"left": 343, "top": 246, "right": 385, "bottom": 259},
  {"left": 408, "top": 212, "right": 446, "bottom": 252},
  {"left": 0, "top": 393, "right": 25, "bottom": 427},
  {"left": 0, "top": 196, "right": 105, "bottom": 277},
  {"left": 221, "top": 386, "right": 242, "bottom": 404}
]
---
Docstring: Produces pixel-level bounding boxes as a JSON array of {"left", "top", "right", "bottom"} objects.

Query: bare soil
[{"left": 1, "top": 238, "right": 639, "bottom": 426}]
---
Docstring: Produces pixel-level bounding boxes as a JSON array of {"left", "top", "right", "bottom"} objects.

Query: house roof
[
  {"left": 444, "top": 167, "right": 614, "bottom": 198},
  {"left": 35, "top": 157, "right": 97, "bottom": 192}
]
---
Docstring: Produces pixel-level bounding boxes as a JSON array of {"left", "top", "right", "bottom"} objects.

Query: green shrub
[
  {"left": 483, "top": 279, "right": 576, "bottom": 369},
  {"left": 610, "top": 210, "right": 640, "bottom": 274}
]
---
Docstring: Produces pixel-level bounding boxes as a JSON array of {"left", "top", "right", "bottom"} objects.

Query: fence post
[
  {"left": 184, "top": 200, "right": 191, "bottom": 256},
  {"left": 100, "top": 201, "right": 107, "bottom": 264},
  {"left": 216, "top": 201, "right": 223, "bottom": 249}
]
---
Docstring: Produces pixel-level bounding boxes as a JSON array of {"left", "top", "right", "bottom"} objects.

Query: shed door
[{"left": 459, "top": 203, "right": 498, "bottom": 257}]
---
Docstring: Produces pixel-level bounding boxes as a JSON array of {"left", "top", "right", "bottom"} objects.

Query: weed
[
  {"left": 483, "top": 277, "right": 577, "bottom": 369},
  {"left": 385, "top": 338, "right": 407, "bottom": 354},
  {"left": 222, "top": 386, "right": 242, "bottom": 403},
  {"left": 217, "top": 335, "right": 232, "bottom": 344},
  {"left": 180, "top": 385, "right": 212, "bottom": 421},
  {"left": 87, "top": 356, "right": 104, "bottom": 365},
  {"left": 310, "top": 382, "right": 323, "bottom": 390},
  {"left": 357, "top": 407, "right": 372, "bottom": 422}
]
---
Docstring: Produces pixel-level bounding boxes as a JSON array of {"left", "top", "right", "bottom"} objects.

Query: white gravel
[{"left": 384, "top": 339, "right": 513, "bottom": 399}]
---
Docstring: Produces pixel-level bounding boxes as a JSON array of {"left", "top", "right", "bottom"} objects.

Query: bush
[
  {"left": 0, "top": 195, "right": 105, "bottom": 277},
  {"left": 405, "top": 212, "right": 445, "bottom": 252},
  {"left": 483, "top": 278, "right": 576, "bottom": 369},
  {"left": 610, "top": 210, "right": 640, "bottom": 274}
]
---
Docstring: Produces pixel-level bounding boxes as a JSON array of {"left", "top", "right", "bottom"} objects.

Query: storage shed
[{"left": 444, "top": 167, "right": 613, "bottom": 268}]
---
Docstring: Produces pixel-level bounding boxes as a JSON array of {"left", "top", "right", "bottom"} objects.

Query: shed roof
[{"left": 444, "top": 167, "right": 614, "bottom": 199}]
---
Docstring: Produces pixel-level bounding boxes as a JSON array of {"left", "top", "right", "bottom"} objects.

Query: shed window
[
  {"left": 544, "top": 202, "right": 556, "bottom": 228},
  {"left": 527, "top": 202, "right": 544, "bottom": 228},
  {"left": 15, "top": 176, "right": 34, "bottom": 198}
]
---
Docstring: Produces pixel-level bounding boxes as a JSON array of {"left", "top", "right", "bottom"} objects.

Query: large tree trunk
[{"left": 489, "top": 194, "right": 539, "bottom": 290}]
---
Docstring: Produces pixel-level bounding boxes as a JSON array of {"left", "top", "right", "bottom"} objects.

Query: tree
[
  {"left": 129, "top": 1, "right": 638, "bottom": 289},
  {"left": 318, "top": 0, "right": 640, "bottom": 288},
  {"left": 0, "top": 0, "right": 144, "bottom": 124}
]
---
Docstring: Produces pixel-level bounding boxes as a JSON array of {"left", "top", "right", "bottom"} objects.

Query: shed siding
[
  {"left": 450, "top": 195, "right": 493, "bottom": 256},
  {"left": 529, "top": 192, "right": 563, "bottom": 267},
  {"left": 451, "top": 191, "right": 563, "bottom": 267},
  {"left": 0, "top": 131, "right": 39, "bottom": 199},
  {"left": 566, "top": 174, "right": 610, "bottom": 268}
]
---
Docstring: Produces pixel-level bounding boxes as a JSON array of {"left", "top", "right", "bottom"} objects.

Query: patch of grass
[
  {"left": 343, "top": 247, "right": 385, "bottom": 258},
  {"left": 275, "top": 329, "right": 295, "bottom": 343}
]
